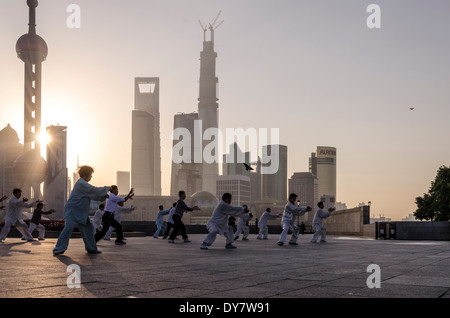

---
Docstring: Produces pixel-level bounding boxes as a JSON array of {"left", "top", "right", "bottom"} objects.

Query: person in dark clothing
[
  {"left": 27, "top": 202, "right": 55, "bottom": 240},
  {"left": 168, "top": 191, "right": 200, "bottom": 243}
]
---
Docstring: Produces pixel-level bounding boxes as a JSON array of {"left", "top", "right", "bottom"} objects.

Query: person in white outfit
[
  {"left": 200, "top": 193, "right": 248, "bottom": 250},
  {"left": 0, "top": 189, "right": 40, "bottom": 242},
  {"left": 277, "top": 193, "right": 311, "bottom": 246},
  {"left": 311, "top": 201, "right": 335, "bottom": 243},
  {"left": 234, "top": 213, "right": 253, "bottom": 241},
  {"left": 257, "top": 208, "right": 281, "bottom": 240},
  {"left": 92, "top": 204, "right": 105, "bottom": 234},
  {"left": 104, "top": 201, "right": 134, "bottom": 240}
]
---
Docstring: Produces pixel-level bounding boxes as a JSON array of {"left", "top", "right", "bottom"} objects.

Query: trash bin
[
  {"left": 389, "top": 222, "right": 396, "bottom": 239},
  {"left": 379, "top": 222, "right": 386, "bottom": 239}
]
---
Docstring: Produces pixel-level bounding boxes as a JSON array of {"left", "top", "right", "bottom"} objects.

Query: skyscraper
[
  {"left": 261, "top": 145, "right": 288, "bottom": 201},
  {"left": 289, "top": 172, "right": 318, "bottom": 206},
  {"left": 170, "top": 112, "right": 202, "bottom": 196},
  {"left": 43, "top": 125, "right": 67, "bottom": 220},
  {"left": 131, "top": 77, "right": 162, "bottom": 195},
  {"left": 309, "top": 146, "right": 337, "bottom": 201},
  {"left": 197, "top": 18, "right": 221, "bottom": 195}
]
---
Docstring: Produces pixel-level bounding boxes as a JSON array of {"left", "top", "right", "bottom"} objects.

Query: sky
[{"left": 0, "top": 0, "right": 449, "bottom": 221}]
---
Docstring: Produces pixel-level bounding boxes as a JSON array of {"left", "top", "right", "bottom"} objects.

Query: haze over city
[{"left": 0, "top": 0, "right": 449, "bottom": 221}]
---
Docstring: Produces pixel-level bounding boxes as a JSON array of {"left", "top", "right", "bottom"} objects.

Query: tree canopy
[{"left": 414, "top": 166, "right": 450, "bottom": 221}]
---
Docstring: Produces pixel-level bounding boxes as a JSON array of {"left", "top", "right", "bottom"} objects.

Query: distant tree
[{"left": 414, "top": 166, "right": 450, "bottom": 221}]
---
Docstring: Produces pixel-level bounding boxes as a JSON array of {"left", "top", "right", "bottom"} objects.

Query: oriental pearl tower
[{"left": 13, "top": 0, "right": 48, "bottom": 199}]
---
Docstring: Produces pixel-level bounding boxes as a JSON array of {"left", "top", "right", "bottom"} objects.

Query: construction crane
[{"left": 199, "top": 10, "right": 224, "bottom": 42}]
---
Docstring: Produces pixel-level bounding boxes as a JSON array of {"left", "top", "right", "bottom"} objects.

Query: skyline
[{"left": 0, "top": 1, "right": 449, "bottom": 220}]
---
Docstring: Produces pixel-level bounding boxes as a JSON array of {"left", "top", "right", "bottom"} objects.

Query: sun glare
[{"left": 39, "top": 132, "right": 51, "bottom": 145}]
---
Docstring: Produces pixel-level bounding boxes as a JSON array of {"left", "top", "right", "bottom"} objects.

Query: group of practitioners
[
  {"left": 0, "top": 164, "right": 336, "bottom": 254},
  {"left": 152, "top": 189, "right": 335, "bottom": 250}
]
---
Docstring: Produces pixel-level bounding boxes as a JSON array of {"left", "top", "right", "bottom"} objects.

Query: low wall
[
  {"left": 323, "top": 206, "right": 375, "bottom": 239},
  {"left": 392, "top": 221, "right": 450, "bottom": 240}
]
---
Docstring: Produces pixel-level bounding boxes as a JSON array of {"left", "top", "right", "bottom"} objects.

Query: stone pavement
[{"left": 1, "top": 233, "right": 450, "bottom": 301}]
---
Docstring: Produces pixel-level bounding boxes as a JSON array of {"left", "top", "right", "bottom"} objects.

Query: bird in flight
[
  {"left": 409, "top": 107, "right": 415, "bottom": 110},
  {"left": 243, "top": 163, "right": 254, "bottom": 171}
]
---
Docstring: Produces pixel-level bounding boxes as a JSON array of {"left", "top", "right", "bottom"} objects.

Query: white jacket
[
  {"left": 206, "top": 201, "right": 246, "bottom": 235},
  {"left": 258, "top": 211, "right": 279, "bottom": 227},
  {"left": 312, "top": 208, "right": 332, "bottom": 227},
  {"left": 6, "top": 197, "right": 37, "bottom": 223},
  {"left": 281, "top": 201, "right": 308, "bottom": 226}
]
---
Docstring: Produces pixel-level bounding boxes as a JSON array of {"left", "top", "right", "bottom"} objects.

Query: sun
[{"left": 38, "top": 131, "right": 51, "bottom": 146}]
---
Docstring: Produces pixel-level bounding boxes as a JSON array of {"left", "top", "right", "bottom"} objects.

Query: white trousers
[
  {"left": 28, "top": 222, "right": 46, "bottom": 240},
  {"left": 278, "top": 221, "right": 299, "bottom": 244},
  {"left": 257, "top": 225, "right": 269, "bottom": 239},
  {"left": 0, "top": 219, "right": 33, "bottom": 241},
  {"left": 203, "top": 224, "right": 234, "bottom": 246},
  {"left": 234, "top": 224, "right": 249, "bottom": 239},
  {"left": 311, "top": 223, "right": 326, "bottom": 242}
]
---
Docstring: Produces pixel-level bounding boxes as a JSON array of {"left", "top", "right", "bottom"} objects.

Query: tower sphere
[
  {"left": 27, "top": 0, "right": 38, "bottom": 8},
  {"left": 13, "top": 149, "right": 48, "bottom": 184},
  {"left": 16, "top": 33, "right": 48, "bottom": 62}
]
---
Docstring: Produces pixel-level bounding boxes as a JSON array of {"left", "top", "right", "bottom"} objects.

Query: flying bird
[
  {"left": 243, "top": 163, "right": 254, "bottom": 171},
  {"left": 409, "top": 107, "right": 415, "bottom": 110}
]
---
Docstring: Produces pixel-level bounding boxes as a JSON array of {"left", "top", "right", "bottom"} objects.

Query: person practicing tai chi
[
  {"left": 153, "top": 205, "right": 170, "bottom": 238},
  {"left": 200, "top": 193, "right": 249, "bottom": 250},
  {"left": 234, "top": 212, "right": 253, "bottom": 241},
  {"left": 311, "top": 201, "right": 335, "bottom": 243},
  {"left": 277, "top": 193, "right": 312, "bottom": 246},
  {"left": 95, "top": 185, "right": 134, "bottom": 245},
  {"left": 0, "top": 190, "right": 40, "bottom": 242},
  {"left": 162, "top": 202, "right": 177, "bottom": 239},
  {"left": 256, "top": 208, "right": 281, "bottom": 240},
  {"left": 92, "top": 203, "right": 105, "bottom": 234},
  {"left": 27, "top": 202, "right": 55, "bottom": 240},
  {"left": 104, "top": 201, "right": 135, "bottom": 240},
  {"left": 168, "top": 191, "right": 200, "bottom": 244},
  {"left": 53, "top": 165, "right": 110, "bottom": 255}
]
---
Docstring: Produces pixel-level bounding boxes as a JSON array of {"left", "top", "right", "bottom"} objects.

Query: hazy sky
[{"left": 0, "top": 0, "right": 449, "bottom": 220}]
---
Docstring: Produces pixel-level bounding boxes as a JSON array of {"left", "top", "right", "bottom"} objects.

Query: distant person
[
  {"left": 0, "top": 190, "right": 39, "bottom": 242},
  {"left": 257, "top": 208, "right": 281, "bottom": 240},
  {"left": 234, "top": 212, "right": 253, "bottom": 241},
  {"left": 53, "top": 166, "right": 110, "bottom": 255},
  {"left": 92, "top": 203, "right": 105, "bottom": 234},
  {"left": 27, "top": 202, "right": 55, "bottom": 240},
  {"left": 153, "top": 205, "right": 170, "bottom": 238},
  {"left": 104, "top": 201, "right": 135, "bottom": 240},
  {"left": 311, "top": 202, "right": 335, "bottom": 243},
  {"left": 300, "top": 221, "right": 306, "bottom": 235},
  {"left": 228, "top": 216, "right": 236, "bottom": 233},
  {"left": 168, "top": 191, "right": 200, "bottom": 244},
  {"left": 200, "top": 193, "right": 248, "bottom": 250},
  {"left": 277, "top": 193, "right": 312, "bottom": 246},
  {"left": 95, "top": 185, "right": 134, "bottom": 245},
  {"left": 162, "top": 202, "right": 177, "bottom": 239}
]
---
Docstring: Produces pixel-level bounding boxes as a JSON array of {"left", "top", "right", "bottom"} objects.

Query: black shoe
[
  {"left": 115, "top": 240, "right": 126, "bottom": 245},
  {"left": 277, "top": 242, "right": 284, "bottom": 246},
  {"left": 87, "top": 250, "right": 102, "bottom": 254},
  {"left": 289, "top": 242, "right": 298, "bottom": 245},
  {"left": 53, "top": 249, "right": 65, "bottom": 255}
]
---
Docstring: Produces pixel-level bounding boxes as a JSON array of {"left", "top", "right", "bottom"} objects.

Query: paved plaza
[{"left": 1, "top": 233, "right": 450, "bottom": 301}]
